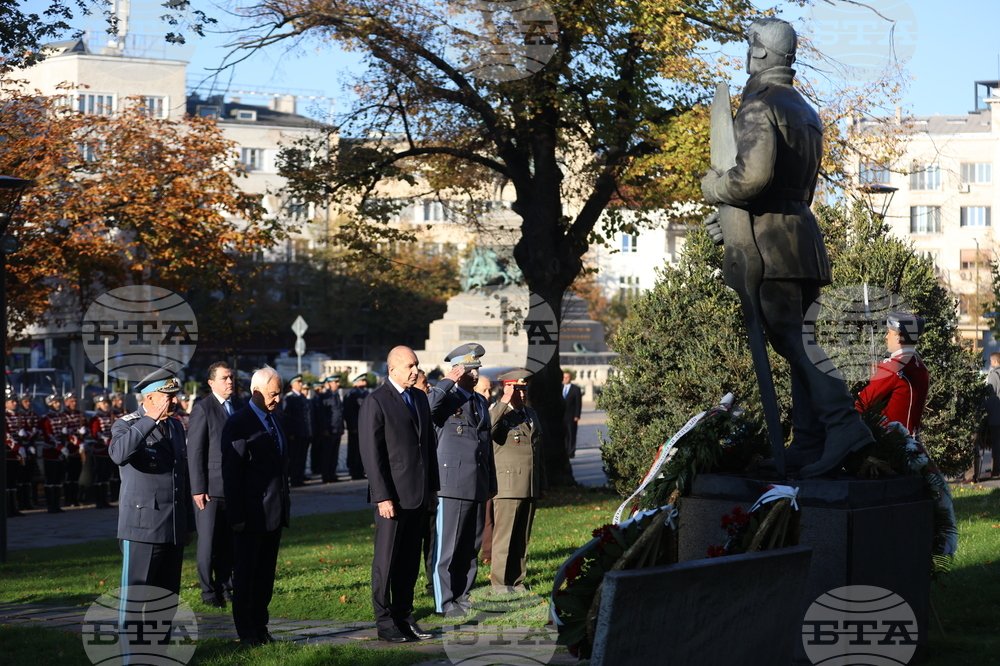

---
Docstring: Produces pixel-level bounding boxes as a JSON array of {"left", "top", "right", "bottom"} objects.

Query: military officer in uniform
[
  {"left": 61, "top": 393, "right": 87, "bottom": 507},
  {"left": 282, "top": 375, "right": 313, "bottom": 486},
  {"left": 109, "top": 369, "right": 194, "bottom": 598},
  {"left": 88, "top": 395, "right": 116, "bottom": 508},
  {"left": 428, "top": 343, "right": 497, "bottom": 617},
  {"left": 344, "top": 373, "right": 369, "bottom": 480},
  {"left": 488, "top": 370, "right": 542, "bottom": 593},
  {"left": 39, "top": 394, "right": 68, "bottom": 513},
  {"left": 314, "top": 375, "right": 345, "bottom": 482}
]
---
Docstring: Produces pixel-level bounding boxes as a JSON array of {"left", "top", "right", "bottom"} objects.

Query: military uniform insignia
[{"left": 456, "top": 425, "right": 463, "bottom": 435}]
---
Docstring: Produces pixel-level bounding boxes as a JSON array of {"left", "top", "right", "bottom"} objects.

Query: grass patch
[
  {"left": 4, "top": 483, "right": 1000, "bottom": 664},
  {"left": 0, "top": 486, "right": 620, "bottom": 625}
]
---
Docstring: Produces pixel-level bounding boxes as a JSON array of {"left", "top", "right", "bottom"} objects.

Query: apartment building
[{"left": 855, "top": 80, "right": 1000, "bottom": 349}]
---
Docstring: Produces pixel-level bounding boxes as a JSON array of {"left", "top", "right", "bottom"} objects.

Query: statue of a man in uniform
[{"left": 701, "top": 18, "right": 873, "bottom": 477}]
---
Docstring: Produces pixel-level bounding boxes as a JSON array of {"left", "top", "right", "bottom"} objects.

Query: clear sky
[{"left": 29, "top": 0, "right": 1000, "bottom": 119}]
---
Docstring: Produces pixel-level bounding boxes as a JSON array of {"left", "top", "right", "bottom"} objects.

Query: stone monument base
[{"left": 678, "top": 473, "right": 933, "bottom": 663}]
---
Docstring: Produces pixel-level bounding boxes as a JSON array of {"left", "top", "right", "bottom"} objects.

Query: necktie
[
  {"left": 266, "top": 413, "right": 282, "bottom": 453},
  {"left": 470, "top": 394, "right": 480, "bottom": 423},
  {"left": 563, "top": 385, "right": 569, "bottom": 399},
  {"left": 402, "top": 389, "right": 418, "bottom": 421},
  {"left": 224, "top": 400, "right": 233, "bottom": 416}
]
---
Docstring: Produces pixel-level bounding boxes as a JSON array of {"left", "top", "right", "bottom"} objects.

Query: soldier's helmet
[{"left": 45, "top": 394, "right": 61, "bottom": 406}]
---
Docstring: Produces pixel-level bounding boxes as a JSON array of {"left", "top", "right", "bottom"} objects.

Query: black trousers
[
  {"left": 372, "top": 505, "right": 424, "bottom": 633},
  {"left": 232, "top": 528, "right": 282, "bottom": 643},
  {"left": 194, "top": 497, "right": 233, "bottom": 601},
  {"left": 287, "top": 434, "right": 309, "bottom": 484},
  {"left": 347, "top": 430, "right": 364, "bottom": 477}
]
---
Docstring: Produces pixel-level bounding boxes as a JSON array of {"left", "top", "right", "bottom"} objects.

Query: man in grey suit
[
  {"left": 222, "top": 366, "right": 291, "bottom": 647},
  {"left": 429, "top": 343, "right": 497, "bottom": 617},
  {"left": 187, "top": 361, "right": 237, "bottom": 607},
  {"left": 110, "top": 369, "right": 194, "bottom": 598}
]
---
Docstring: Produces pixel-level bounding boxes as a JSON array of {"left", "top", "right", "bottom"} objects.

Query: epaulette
[{"left": 121, "top": 411, "right": 143, "bottom": 422}]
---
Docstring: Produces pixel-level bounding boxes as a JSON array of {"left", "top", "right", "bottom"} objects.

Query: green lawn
[{"left": 2, "top": 484, "right": 999, "bottom": 665}]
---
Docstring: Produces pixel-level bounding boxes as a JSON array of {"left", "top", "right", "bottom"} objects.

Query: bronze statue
[{"left": 701, "top": 18, "right": 873, "bottom": 477}]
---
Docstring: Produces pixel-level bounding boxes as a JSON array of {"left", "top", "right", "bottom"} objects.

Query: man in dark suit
[
  {"left": 360, "top": 346, "right": 438, "bottom": 643},
  {"left": 344, "top": 373, "right": 369, "bottom": 479},
  {"left": 282, "top": 375, "right": 312, "bottom": 486},
  {"left": 428, "top": 343, "right": 496, "bottom": 617},
  {"left": 561, "top": 371, "right": 583, "bottom": 458},
  {"left": 109, "top": 369, "right": 193, "bottom": 601},
  {"left": 222, "top": 366, "right": 291, "bottom": 647},
  {"left": 187, "top": 361, "right": 237, "bottom": 607}
]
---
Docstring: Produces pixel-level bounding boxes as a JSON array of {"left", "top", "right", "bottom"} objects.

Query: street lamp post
[{"left": 1, "top": 175, "right": 34, "bottom": 563}]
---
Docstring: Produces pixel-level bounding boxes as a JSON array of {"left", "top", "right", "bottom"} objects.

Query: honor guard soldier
[
  {"left": 856, "top": 312, "right": 929, "bottom": 435},
  {"left": 88, "top": 395, "right": 116, "bottom": 508},
  {"left": 109, "top": 391, "right": 125, "bottom": 417},
  {"left": 488, "top": 370, "right": 543, "bottom": 593},
  {"left": 39, "top": 394, "right": 68, "bottom": 513},
  {"left": 344, "top": 373, "right": 370, "bottom": 480},
  {"left": 5, "top": 388, "right": 25, "bottom": 516},
  {"left": 61, "top": 393, "right": 88, "bottom": 507},
  {"left": 110, "top": 368, "right": 194, "bottom": 599},
  {"left": 428, "top": 343, "right": 497, "bottom": 616},
  {"left": 107, "top": 391, "right": 124, "bottom": 501},
  {"left": 16, "top": 391, "right": 40, "bottom": 510}
]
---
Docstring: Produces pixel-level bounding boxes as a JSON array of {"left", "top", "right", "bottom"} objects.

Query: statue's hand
[
  {"left": 701, "top": 169, "right": 722, "bottom": 204},
  {"left": 704, "top": 211, "right": 724, "bottom": 245}
]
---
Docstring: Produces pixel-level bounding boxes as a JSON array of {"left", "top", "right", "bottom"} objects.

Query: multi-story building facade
[{"left": 854, "top": 80, "right": 1000, "bottom": 350}]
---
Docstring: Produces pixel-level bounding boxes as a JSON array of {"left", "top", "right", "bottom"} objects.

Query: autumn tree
[{"left": 0, "top": 86, "right": 279, "bottom": 338}]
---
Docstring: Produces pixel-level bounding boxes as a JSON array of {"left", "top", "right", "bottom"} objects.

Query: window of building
[
  {"left": 960, "top": 162, "right": 992, "bottom": 184},
  {"left": 235, "top": 109, "right": 257, "bottom": 121},
  {"left": 909, "top": 164, "right": 941, "bottom": 190},
  {"left": 959, "top": 249, "right": 991, "bottom": 270},
  {"left": 860, "top": 162, "right": 890, "bottom": 185},
  {"left": 240, "top": 148, "right": 264, "bottom": 171},
  {"left": 909, "top": 206, "right": 941, "bottom": 234},
  {"left": 77, "top": 142, "right": 101, "bottom": 162},
  {"left": 958, "top": 293, "right": 976, "bottom": 317},
  {"left": 196, "top": 105, "right": 220, "bottom": 118},
  {"left": 139, "top": 96, "right": 166, "bottom": 118},
  {"left": 618, "top": 275, "right": 640, "bottom": 299},
  {"left": 76, "top": 93, "right": 115, "bottom": 115},
  {"left": 960, "top": 206, "right": 991, "bottom": 227},
  {"left": 286, "top": 198, "right": 311, "bottom": 222},
  {"left": 423, "top": 200, "right": 445, "bottom": 222},
  {"left": 621, "top": 233, "right": 638, "bottom": 253}
]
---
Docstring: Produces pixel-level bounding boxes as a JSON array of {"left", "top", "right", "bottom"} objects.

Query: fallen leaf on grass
[{"left": 339, "top": 595, "right": 348, "bottom": 603}]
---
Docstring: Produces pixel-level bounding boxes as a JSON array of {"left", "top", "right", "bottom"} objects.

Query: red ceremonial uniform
[{"left": 856, "top": 348, "right": 930, "bottom": 435}]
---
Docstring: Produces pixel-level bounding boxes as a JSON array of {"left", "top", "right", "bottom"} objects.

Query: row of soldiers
[{"left": 4, "top": 388, "right": 124, "bottom": 514}]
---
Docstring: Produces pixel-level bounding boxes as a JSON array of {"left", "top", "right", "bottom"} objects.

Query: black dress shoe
[
  {"left": 202, "top": 595, "right": 226, "bottom": 608},
  {"left": 377, "top": 626, "right": 411, "bottom": 643},
  {"left": 260, "top": 631, "right": 277, "bottom": 644},
  {"left": 402, "top": 622, "right": 432, "bottom": 640}
]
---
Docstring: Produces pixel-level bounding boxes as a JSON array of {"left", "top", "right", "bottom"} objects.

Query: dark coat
[
  {"left": 313, "top": 390, "right": 344, "bottom": 436},
  {"left": 186, "top": 394, "right": 233, "bottom": 498},
  {"left": 703, "top": 66, "right": 830, "bottom": 283},
  {"left": 359, "top": 382, "right": 438, "bottom": 510},
  {"left": 562, "top": 383, "right": 582, "bottom": 424},
  {"left": 282, "top": 391, "right": 312, "bottom": 438},
  {"left": 221, "top": 405, "right": 290, "bottom": 532},
  {"left": 110, "top": 408, "right": 194, "bottom": 545},
  {"left": 429, "top": 379, "right": 496, "bottom": 502}
]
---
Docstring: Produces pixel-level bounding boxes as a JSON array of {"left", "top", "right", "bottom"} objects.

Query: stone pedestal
[
  {"left": 591, "top": 546, "right": 813, "bottom": 666},
  {"left": 678, "top": 474, "right": 933, "bottom": 662}
]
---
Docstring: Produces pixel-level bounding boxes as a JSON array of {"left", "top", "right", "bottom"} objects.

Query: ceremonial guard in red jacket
[
  {"left": 16, "top": 392, "right": 40, "bottom": 509},
  {"left": 5, "top": 388, "right": 25, "bottom": 516},
  {"left": 61, "top": 393, "right": 88, "bottom": 507},
  {"left": 88, "top": 394, "right": 116, "bottom": 508},
  {"left": 856, "top": 312, "right": 929, "bottom": 435},
  {"left": 39, "top": 394, "right": 68, "bottom": 512}
]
